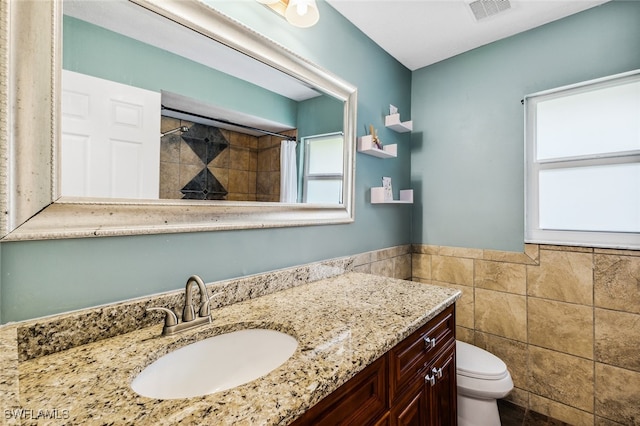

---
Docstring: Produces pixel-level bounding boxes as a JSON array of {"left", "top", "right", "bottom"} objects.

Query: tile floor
[{"left": 498, "top": 400, "right": 570, "bottom": 426}]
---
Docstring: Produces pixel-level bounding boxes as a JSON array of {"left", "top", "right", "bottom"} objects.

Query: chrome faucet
[{"left": 148, "top": 275, "right": 219, "bottom": 336}]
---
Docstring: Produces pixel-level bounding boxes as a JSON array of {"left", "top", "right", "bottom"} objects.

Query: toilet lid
[{"left": 456, "top": 340, "right": 508, "bottom": 380}]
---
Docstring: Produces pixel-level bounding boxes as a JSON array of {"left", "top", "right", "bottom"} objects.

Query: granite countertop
[{"left": 18, "top": 272, "right": 460, "bottom": 425}]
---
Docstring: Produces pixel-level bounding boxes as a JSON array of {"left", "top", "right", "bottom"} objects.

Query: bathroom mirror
[{"left": 1, "top": 0, "right": 357, "bottom": 241}]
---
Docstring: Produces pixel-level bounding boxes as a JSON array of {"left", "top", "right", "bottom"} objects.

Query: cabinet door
[
  {"left": 390, "top": 386, "right": 428, "bottom": 426},
  {"left": 425, "top": 344, "right": 457, "bottom": 426},
  {"left": 290, "top": 356, "right": 388, "bottom": 426}
]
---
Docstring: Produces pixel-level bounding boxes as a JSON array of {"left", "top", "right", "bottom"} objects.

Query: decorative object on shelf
[
  {"left": 382, "top": 177, "right": 393, "bottom": 201},
  {"left": 357, "top": 135, "right": 397, "bottom": 158},
  {"left": 369, "top": 124, "right": 383, "bottom": 149},
  {"left": 370, "top": 187, "right": 413, "bottom": 204},
  {"left": 385, "top": 104, "right": 413, "bottom": 133}
]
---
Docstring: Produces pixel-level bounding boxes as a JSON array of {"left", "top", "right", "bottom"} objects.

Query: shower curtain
[{"left": 280, "top": 140, "right": 298, "bottom": 203}]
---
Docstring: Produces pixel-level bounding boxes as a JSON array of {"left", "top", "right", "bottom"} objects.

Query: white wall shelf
[
  {"left": 357, "top": 135, "right": 397, "bottom": 158},
  {"left": 371, "top": 187, "right": 414, "bottom": 204},
  {"left": 385, "top": 113, "right": 413, "bottom": 133}
]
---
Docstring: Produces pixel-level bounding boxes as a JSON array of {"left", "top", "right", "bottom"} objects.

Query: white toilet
[{"left": 456, "top": 340, "right": 514, "bottom": 426}]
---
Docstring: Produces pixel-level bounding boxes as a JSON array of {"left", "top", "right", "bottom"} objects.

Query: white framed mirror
[{"left": 1, "top": 0, "right": 357, "bottom": 241}]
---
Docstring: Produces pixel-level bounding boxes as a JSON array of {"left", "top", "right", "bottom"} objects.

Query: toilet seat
[{"left": 456, "top": 340, "right": 508, "bottom": 380}]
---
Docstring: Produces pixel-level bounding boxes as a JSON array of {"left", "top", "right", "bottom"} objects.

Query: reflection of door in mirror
[{"left": 61, "top": 70, "right": 161, "bottom": 199}]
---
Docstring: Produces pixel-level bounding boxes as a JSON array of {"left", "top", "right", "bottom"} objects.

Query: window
[
  {"left": 525, "top": 70, "right": 640, "bottom": 250},
  {"left": 302, "top": 132, "right": 344, "bottom": 204}
]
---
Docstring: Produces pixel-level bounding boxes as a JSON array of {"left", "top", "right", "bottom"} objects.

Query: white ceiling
[
  {"left": 64, "top": 0, "right": 319, "bottom": 102},
  {"left": 325, "top": 0, "right": 610, "bottom": 71},
  {"left": 63, "top": 0, "right": 611, "bottom": 132}
]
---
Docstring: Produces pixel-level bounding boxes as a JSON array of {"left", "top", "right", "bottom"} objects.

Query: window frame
[
  {"left": 524, "top": 69, "right": 640, "bottom": 250},
  {"left": 302, "top": 132, "right": 345, "bottom": 204}
]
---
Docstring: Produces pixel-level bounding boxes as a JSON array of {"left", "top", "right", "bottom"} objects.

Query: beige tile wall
[
  {"left": 412, "top": 244, "right": 640, "bottom": 426},
  {"left": 256, "top": 134, "right": 282, "bottom": 202},
  {"left": 352, "top": 245, "right": 413, "bottom": 280},
  {"left": 223, "top": 130, "right": 259, "bottom": 201}
]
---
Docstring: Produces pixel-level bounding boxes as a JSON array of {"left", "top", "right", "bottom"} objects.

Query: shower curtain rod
[{"left": 161, "top": 105, "right": 297, "bottom": 141}]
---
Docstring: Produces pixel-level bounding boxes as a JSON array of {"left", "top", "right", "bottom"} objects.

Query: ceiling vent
[{"left": 468, "top": 0, "right": 511, "bottom": 21}]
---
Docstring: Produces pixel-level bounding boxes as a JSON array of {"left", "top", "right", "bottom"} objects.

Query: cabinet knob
[
  {"left": 423, "top": 336, "right": 436, "bottom": 350},
  {"left": 425, "top": 373, "right": 436, "bottom": 386},
  {"left": 432, "top": 367, "right": 443, "bottom": 379}
]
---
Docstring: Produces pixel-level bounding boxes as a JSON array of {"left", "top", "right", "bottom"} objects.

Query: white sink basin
[{"left": 131, "top": 329, "right": 297, "bottom": 399}]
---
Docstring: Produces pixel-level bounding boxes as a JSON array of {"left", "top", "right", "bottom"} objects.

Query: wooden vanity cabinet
[
  {"left": 424, "top": 341, "right": 457, "bottom": 426},
  {"left": 290, "top": 356, "right": 388, "bottom": 425},
  {"left": 291, "top": 304, "right": 456, "bottom": 426}
]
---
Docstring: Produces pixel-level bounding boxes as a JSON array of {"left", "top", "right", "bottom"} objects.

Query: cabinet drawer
[
  {"left": 291, "top": 355, "right": 388, "bottom": 426},
  {"left": 389, "top": 304, "right": 455, "bottom": 403}
]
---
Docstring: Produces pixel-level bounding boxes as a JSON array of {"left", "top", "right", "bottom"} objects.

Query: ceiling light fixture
[
  {"left": 258, "top": 0, "right": 320, "bottom": 28},
  {"left": 285, "top": 0, "right": 319, "bottom": 27}
]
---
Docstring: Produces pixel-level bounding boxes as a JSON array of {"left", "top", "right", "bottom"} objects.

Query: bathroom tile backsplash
[
  {"left": 594, "top": 252, "right": 640, "bottom": 314},
  {"left": 529, "top": 345, "right": 595, "bottom": 412},
  {"left": 475, "top": 288, "right": 527, "bottom": 342},
  {"left": 413, "top": 243, "right": 640, "bottom": 426},
  {"left": 527, "top": 249, "right": 594, "bottom": 305},
  {"left": 4, "top": 245, "right": 412, "bottom": 364},
  {"left": 0, "top": 245, "right": 411, "bottom": 426},
  {"left": 475, "top": 259, "right": 526, "bottom": 295},
  {"left": 528, "top": 298, "right": 594, "bottom": 359},
  {"left": 595, "top": 363, "right": 640, "bottom": 425},
  {"left": 594, "top": 308, "right": 640, "bottom": 372}
]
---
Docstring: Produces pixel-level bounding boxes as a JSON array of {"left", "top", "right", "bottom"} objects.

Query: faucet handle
[
  {"left": 182, "top": 304, "right": 196, "bottom": 322},
  {"left": 147, "top": 307, "right": 178, "bottom": 327},
  {"left": 200, "top": 292, "right": 223, "bottom": 317}
]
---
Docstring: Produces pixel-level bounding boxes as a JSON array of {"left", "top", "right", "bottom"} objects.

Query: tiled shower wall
[
  {"left": 412, "top": 243, "right": 640, "bottom": 426},
  {"left": 256, "top": 134, "right": 284, "bottom": 202},
  {"left": 159, "top": 117, "right": 296, "bottom": 201}
]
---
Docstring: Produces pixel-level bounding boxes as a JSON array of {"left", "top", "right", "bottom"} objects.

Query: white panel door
[{"left": 61, "top": 70, "right": 161, "bottom": 199}]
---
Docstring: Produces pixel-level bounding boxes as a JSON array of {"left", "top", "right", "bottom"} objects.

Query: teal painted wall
[
  {"left": 63, "top": 16, "right": 298, "bottom": 128},
  {"left": 297, "top": 95, "right": 344, "bottom": 137},
  {"left": 411, "top": 0, "right": 640, "bottom": 252},
  {"left": 0, "top": 1, "right": 412, "bottom": 322}
]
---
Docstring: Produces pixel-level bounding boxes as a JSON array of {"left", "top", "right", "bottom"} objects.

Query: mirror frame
[{"left": 0, "top": 0, "right": 357, "bottom": 241}]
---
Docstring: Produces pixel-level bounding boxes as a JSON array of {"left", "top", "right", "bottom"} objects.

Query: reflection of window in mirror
[{"left": 302, "top": 133, "right": 344, "bottom": 204}]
